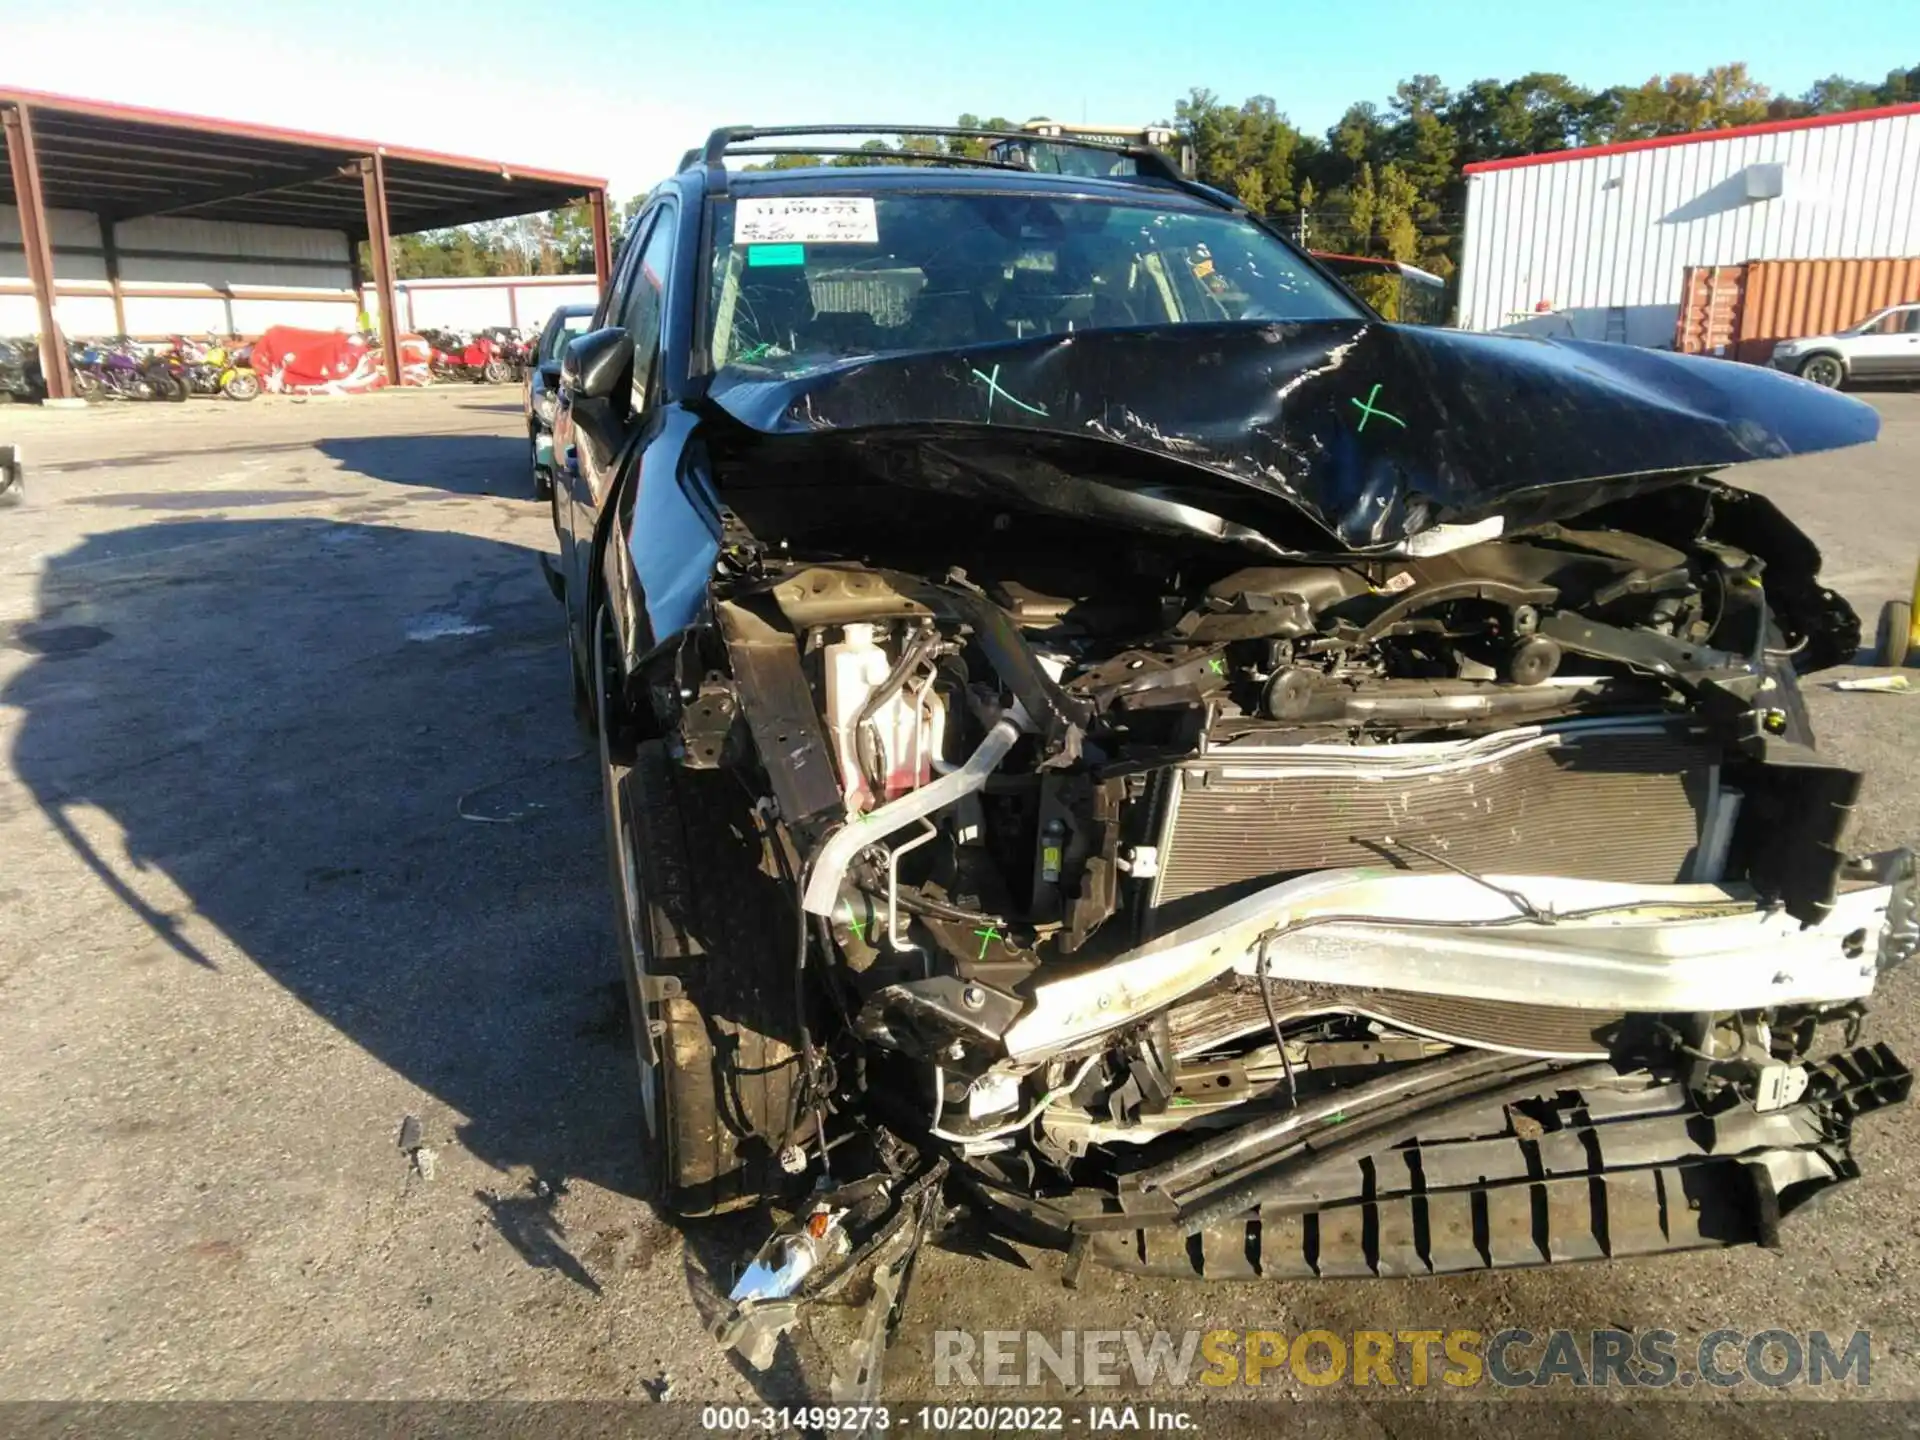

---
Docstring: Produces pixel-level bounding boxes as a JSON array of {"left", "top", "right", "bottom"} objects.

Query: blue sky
[{"left": 3, "top": 0, "right": 1914, "bottom": 195}]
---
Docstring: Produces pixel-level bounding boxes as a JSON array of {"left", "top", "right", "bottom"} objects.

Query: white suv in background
[{"left": 1773, "top": 303, "right": 1920, "bottom": 388}]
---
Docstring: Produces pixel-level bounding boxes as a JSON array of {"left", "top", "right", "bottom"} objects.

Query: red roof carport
[{"left": 0, "top": 86, "right": 611, "bottom": 398}]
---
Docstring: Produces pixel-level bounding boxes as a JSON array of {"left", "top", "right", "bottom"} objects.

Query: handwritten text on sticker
[{"left": 735, "top": 197, "right": 878, "bottom": 245}]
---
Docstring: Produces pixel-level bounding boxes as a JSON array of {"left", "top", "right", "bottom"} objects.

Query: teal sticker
[{"left": 748, "top": 243, "right": 806, "bottom": 267}]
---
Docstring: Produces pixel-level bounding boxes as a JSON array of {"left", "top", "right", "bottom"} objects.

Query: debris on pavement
[
  {"left": 455, "top": 748, "right": 586, "bottom": 823},
  {"left": 715, "top": 1157, "right": 948, "bottom": 1379},
  {"left": 1836, "top": 673, "right": 1914, "bottom": 692},
  {"left": 395, "top": 1114, "right": 438, "bottom": 1180}
]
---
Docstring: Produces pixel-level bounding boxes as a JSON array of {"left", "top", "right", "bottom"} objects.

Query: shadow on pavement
[
  {"left": 2, "top": 512, "right": 638, "bottom": 1240},
  {"left": 319, "top": 433, "right": 532, "bottom": 499},
  {"left": 3, "top": 508, "right": 882, "bottom": 1407}
]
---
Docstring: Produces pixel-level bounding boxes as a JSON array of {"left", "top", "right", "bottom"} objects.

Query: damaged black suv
[{"left": 547, "top": 124, "right": 1916, "bottom": 1325}]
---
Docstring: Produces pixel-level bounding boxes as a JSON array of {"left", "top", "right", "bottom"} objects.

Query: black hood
[{"left": 706, "top": 322, "right": 1880, "bottom": 551}]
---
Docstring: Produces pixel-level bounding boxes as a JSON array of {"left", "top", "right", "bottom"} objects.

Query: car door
[
  {"left": 1893, "top": 305, "right": 1920, "bottom": 379},
  {"left": 1842, "top": 307, "right": 1915, "bottom": 378},
  {"left": 557, "top": 201, "right": 677, "bottom": 645}
]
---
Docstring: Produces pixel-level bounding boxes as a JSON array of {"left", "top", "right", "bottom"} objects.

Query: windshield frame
[{"left": 697, "top": 182, "right": 1368, "bottom": 380}]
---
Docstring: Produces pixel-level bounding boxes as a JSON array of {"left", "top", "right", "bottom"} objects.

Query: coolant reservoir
[{"left": 823, "top": 623, "right": 945, "bottom": 811}]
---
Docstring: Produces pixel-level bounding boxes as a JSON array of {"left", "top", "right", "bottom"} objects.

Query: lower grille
[
  {"left": 1153, "top": 723, "right": 1712, "bottom": 908},
  {"left": 1087, "top": 1044, "right": 1909, "bottom": 1279}
]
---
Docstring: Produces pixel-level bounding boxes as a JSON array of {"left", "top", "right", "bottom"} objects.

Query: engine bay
[{"left": 659, "top": 448, "right": 1907, "bottom": 1184}]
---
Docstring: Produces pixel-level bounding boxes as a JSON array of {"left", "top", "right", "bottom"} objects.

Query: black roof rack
[{"left": 693, "top": 123, "right": 1195, "bottom": 195}]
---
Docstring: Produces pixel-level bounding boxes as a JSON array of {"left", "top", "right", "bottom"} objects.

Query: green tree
[
  {"left": 1597, "top": 62, "right": 1775, "bottom": 141},
  {"left": 1174, "top": 89, "right": 1302, "bottom": 214},
  {"left": 950, "top": 113, "right": 1016, "bottom": 159},
  {"left": 1444, "top": 73, "right": 1596, "bottom": 163},
  {"left": 1805, "top": 63, "right": 1920, "bottom": 111}
]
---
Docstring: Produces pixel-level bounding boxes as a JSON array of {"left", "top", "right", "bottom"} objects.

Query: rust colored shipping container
[
  {"left": 1675, "top": 266, "right": 1747, "bottom": 356},
  {"left": 1675, "top": 257, "right": 1920, "bottom": 363}
]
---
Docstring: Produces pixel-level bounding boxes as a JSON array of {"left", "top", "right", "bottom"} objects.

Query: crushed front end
[
  {"left": 687, "top": 479, "right": 1911, "bottom": 1297},
  {"left": 634, "top": 320, "right": 1914, "bottom": 1373}
]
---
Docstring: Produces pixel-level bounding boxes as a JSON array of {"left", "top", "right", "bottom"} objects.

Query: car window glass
[
  {"left": 617, "top": 209, "right": 675, "bottom": 405},
  {"left": 1863, "top": 310, "right": 1904, "bottom": 336},
  {"left": 704, "top": 191, "right": 1359, "bottom": 376},
  {"left": 1904, "top": 308, "right": 1920, "bottom": 335},
  {"left": 600, "top": 211, "right": 657, "bottom": 335},
  {"left": 541, "top": 312, "right": 593, "bottom": 363}
]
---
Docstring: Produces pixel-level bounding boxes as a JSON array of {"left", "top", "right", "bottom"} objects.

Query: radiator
[{"left": 1150, "top": 721, "right": 1713, "bottom": 909}]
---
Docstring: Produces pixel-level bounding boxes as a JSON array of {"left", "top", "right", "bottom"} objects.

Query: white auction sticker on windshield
[{"left": 735, "top": 197, "right": 877, "bottom": 245}]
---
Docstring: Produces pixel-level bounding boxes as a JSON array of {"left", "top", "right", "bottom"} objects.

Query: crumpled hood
[{"left": 707, "top": 321, "right": 1880, "bottom": 550}]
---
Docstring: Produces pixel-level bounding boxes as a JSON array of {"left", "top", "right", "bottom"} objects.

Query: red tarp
[{"left": 252, "top": 327, "right": 432, "bottom": 393}]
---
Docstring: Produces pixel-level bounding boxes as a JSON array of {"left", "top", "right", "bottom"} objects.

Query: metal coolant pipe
[{"left": 802, "top": 719, "right": 1022, "bottom": 917}]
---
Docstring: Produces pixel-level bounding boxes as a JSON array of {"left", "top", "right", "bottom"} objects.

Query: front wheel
[
  {"left": 1799, "top": 354, "right": 1845, "bottom": 389},
  {"left": 222, "top": 370, "right": 261, "bottom": 401},
  {"left": 595, "top": 608, "right": 803, "bottom": 1216},
  {"left": 483, "top": 357, "right": 513, "bottom": 384},
  {"left": 71, "top": 369, "right": 103, "bottom": 400}
]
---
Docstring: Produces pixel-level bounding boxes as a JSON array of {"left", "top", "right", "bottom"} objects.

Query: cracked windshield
[{"left": 706, "top": 192, "right": 1360, "bottom": 375}]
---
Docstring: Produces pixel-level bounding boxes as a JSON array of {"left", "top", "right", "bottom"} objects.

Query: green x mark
[
  {"left": 1206, "top": 656, "right": 1227, "bottom": 676},
  {"left": 841, "top": 902, "right": 867, "bottom": 942},
  {"left": 973, "top": 925, "right": 1002, "bottom": 960},
  {"left": 970, "top": 364, "right": 1049, "bottom": 420},
  {"left": 1350, "top": 382, "right": 1406, "bottom": 433}
]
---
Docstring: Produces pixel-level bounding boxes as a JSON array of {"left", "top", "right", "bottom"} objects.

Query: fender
[{"left": 592, "top": 403, "right": 725, "bottom": 704}]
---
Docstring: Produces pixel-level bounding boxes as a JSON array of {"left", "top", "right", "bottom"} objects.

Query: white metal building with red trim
[{"left": 1455, "top": 103, "right": 1920, "bottom": 346}]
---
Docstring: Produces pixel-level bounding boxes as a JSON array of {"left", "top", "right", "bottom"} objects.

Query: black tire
[
  {"left": 595, "top": 609, "right": 802, "bottom": 1216},
  {"left": 1799, "top": 353, "right": 1845, "bottom": 389},
  {"left": 484, "top": 357, "right": 513, "bottom": 384},
  {"left": 1879, "top": 599, "right": 1915, "bottom": 668},
  {"left": 223, "top": 370, "right": 261, "bottom": 401}
]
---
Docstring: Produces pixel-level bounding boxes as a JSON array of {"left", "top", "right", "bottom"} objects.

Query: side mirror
[
  {"left": 537, "top": 360, "right": 563, "bottom": 388},
  {"left": 560, "top": 327, "right": 632, "bottom": 402}
]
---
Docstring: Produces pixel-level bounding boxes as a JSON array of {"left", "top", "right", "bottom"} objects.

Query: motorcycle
[
  {"left": 70, "top": 339, "right": 186, "bottom": 402},
  {"left": 164, "top": 335, "right": 261, "bottom": 401},
  {"left": 480, "top": 326, "right": 534, "bottom": 383},
  {"left": 423, "top": 328, "right": 513, "bottom": 384}
]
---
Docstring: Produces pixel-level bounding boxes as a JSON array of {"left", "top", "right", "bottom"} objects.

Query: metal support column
[
  {"left": 358, "top": 154, "right": 402, "bottom": 387},
  {"left": 3, "top": 103, "right": 72, "bottom": 400},
  {"left": 99, "top": 217, "right": 127, "bottom": 337},
  {"left": 589, "top": 189, "right": 612, "bottom": 294},
  {"left": 345, "top": 235, "right": 364, "bottom": 319}
]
